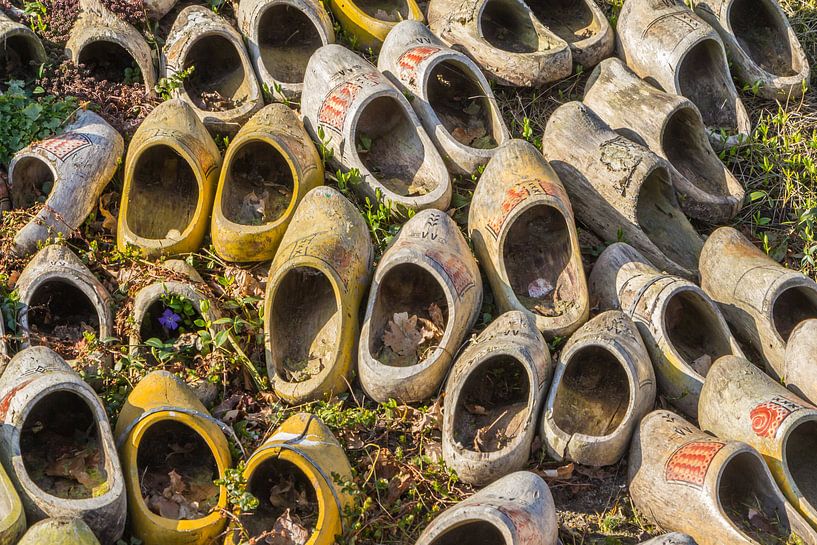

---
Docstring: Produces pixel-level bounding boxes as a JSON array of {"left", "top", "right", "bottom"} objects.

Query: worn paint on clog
[
  {"left": 328, "top": 0, "right": 423, "bottom": 51},
  {"left": 17, "top": 518, "right": 100, "bottom": 545}
]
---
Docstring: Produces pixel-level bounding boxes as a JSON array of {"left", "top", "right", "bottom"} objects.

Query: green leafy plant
[
  {"left": 154, "top": 66, "right": 195, "bottom": 101},
  {"left": 216, "top": 463, "right": 259, "bottom": 512},
  {"left": 23, "top": 1, "right": 47, "bottom": 32}
]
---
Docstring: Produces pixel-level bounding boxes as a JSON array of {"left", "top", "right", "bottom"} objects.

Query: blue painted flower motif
[{"left": 158, "top": 308, "right": 181, "bottom": 331}]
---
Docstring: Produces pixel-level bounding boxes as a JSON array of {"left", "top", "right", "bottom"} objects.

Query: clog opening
[
  {"left": 677, "top": 39, "right": 739, "bottom": 132},
  {"left": 223, "top": 140, "right": 294, "bottom": 226},
  {"left": 77, "top": 40, "right": 141, "bottom": 84},
  {"left": 356, "top": 96, "right": 440, "bottom": 197},
  {"left": 240, "top": 458, "right": 319, "bottom": 540},
  {"left": 664, "top": 290, "right": 732, "bottom": 377},
  {"left": 719, "top": 451, "right": 798, "bottom": 542},
  {"left": 730, "top": 0, "right": 799, "bottom": 76},
  {"left": 356, "top": 0, "right": 409, "bottom": 22},
  {"left": 138, "top": 294, "right": 204, "bottom": 365},
  {"left": 772, "top": 286, "right": 817, "bottom": 342},
  {"left": 663, "top": 106, "right": 731, "bottom": 196},
  {"left": 503, "top": 204, "right": 580, "bottom": 318},
  {"left": 552, "top": 345, "right": 628, "bottom": 437},
  {"left": 258, "top": 5, "right": 323, "bottom": 84},
  {"left": 27, "top": 279, "right": 100, "bottom": 360},
  {"left": 481, "top": 0, "right": 540, "bottom": 53},
  {"left": 10, "top": 156, "right": 54, "bottom": 207},
  {"left": 184, "top": 35, "right": 250, "bottom": 112},
  {"left": 428, "top": 520, "right": 508, "bottom": 545},
  {"left": 527, "top": 0, "right": 599, "bottom": 43},
  {"left": 270, "top": 266, "right": 339, "bottom": 383},
  {"left": 636, "top": 168, "right": 700, "bottom": 271},
  {"left": 369, "top": 263, "right": 449, "bottom": 368},
  {"left": 137, "top": 420, "right": 220, "bottom": 520},
  {"left": 127, "top": 144, "right": 199, "bottom": 240},
  {"left": 21, "top": 390, "right": 109, "bottom": 499},
  {"left": 453, "top": 355, "right": 530, "bottom": 452},
  {"left": 427, "top": 60, "right": 499, "bottom": 149},
  {"left": 1, "top": 35, "right": 41, "bottom": 82},
  {"left": 785, "top": 419, "right": 817, "bottom": 509}
]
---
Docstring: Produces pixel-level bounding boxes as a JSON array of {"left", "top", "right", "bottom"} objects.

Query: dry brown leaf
[
  {"left": 428, "top": 302, "right": 445, "bottom": 330},
  {"left": 382, "top": 312, "right": 435, "bottom": 356},
  {"left": 98, "top": 193, "right": 117, "bottom": 234},
  {"left": 386, "top": 472, "right": 414, "bottom": 504},
  {"left": 535, "top": 462, "right": 574, "bottom": 480},
  {"left": 266, "top": 509, "right": 310, "bottom": 545}
]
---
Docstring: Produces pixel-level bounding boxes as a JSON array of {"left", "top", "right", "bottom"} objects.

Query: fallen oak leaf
[{"left": 266, "top": 508, "right": 311, "bottom": 545}]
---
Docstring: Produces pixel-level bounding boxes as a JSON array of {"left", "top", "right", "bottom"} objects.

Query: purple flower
[{"left": 158, "top": 308, "right": 181, "bottom": 331}]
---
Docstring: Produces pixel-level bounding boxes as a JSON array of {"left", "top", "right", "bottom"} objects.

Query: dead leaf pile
[{"left": 378, "top": 303, "right": 445, "bottom": 367}]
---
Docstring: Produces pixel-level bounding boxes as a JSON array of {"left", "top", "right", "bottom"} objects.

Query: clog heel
[
  {"left": 542, "top": 310, "right": 655, "bottom": 467},
  {"left": 212, "top": 104, "right": 324, "bottom": 262},
  {"left": 442, "top": 311, "right": 551, "bottom": 485},
  {"left": 162, "top": 5, "right": 263, "bottom": 132},
  {"left": 65, "top": 0, "right": 156, "bottom": 94},
  {"left": 523, "top": 0, "right": 614, "bottom": 68},
  {"left": 223, "top": 413, "right": 353, "bottom": 545},
  {"left": 542, "top": 102, "right": 703, "bottom": 279},
  {"left": 17, "top": 518, "right": 101, "bottom": 545},
  {"left": 699, "top": 226, "right": 817, "bottom": 379},
  {"left": 9, "top": 110, "right": 123, "bottom": 256},
  {"left": 114, "top": 370, "right": 232, "bottom": 545},
  {"left": 616, "top": 0, "right": 750, "bottom": 148},
  {"left": 238, "top": 0, "right": 334, "bottom": 101},
  {"left": 629, "top": 409, "right": 817, "bottom": 545},
  {"left": 16, "top": 244, "right": 114, "bottom": 374},
  {"left": 415, "top": 471, "right": 558, "bottom": 545},
  {"left": 694, "top": 0, "right": 809, "bottom": 100},
  {"left": 117, "top": 99, "right": 222, "bottom": 258},
  {"left": 265, "top": 186, "right": 373, "bottom": 403},
  {"left": 378, "top": 21, "right": 510, "bottom": 176},
  {"left": 700, "top": 355, "right": 817, "bottom": 530},
  {"left": 427, "top": 0, "right": 571, "bottom": 87},
  {"left": 784, "top": 319, "right": 817, "bottom": 404},
  {"left": 0, "top": 11, "right": 46, "bottom": 84},
  {"left": 590, "top": 242, "right": 743, "bottom": 418},
  {"left": 302, "top": 44, "right": 451, "bottom": 214},
  {"left": 0, "top": 347, "right": 126, "bottom": 544},
  {"left": 583, "top": 58, "right": 744, "bottom": 223},
  {"left": 328, "top": 0, "right": 423, "bottom": 51},
  {"left": 469, "top": 139, "right": 588, "bottom": 338},
  {"left": 359, "top": 209, "right": 481, "bottom": 403}
]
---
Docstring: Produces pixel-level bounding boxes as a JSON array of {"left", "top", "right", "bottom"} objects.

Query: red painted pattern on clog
[
  {"left": 34, "top": 131, "right": 92, "bottom": 161},
  {"left": 487, "top": 178, "right": 567, "bottom": 239},
  {"left": 0, "top": 379, "right": 35, "bottom": 421},
  {"left": 750, "top": 396, "right": 804, "bottom": 438},
  {"left": 664, "top": 440, "right": 726, "bottom": 489},
  {"left": 426, "top": 247, "right": 475, "bottom": 298},
  {"left": 397, "top": 46, "right": 442, "bottom": 85}
]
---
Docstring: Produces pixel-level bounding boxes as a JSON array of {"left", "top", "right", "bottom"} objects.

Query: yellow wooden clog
[
  {"left": 117, "top": 99, "right": 222, "bottom": 258},
  {"left": 114, "top": 371, "right": 232, "bottom": 545},
  {"left": 224, "top": 413, "right": 353, "bottom": 544},
  {"left": 0, "top": 462, "right": 25, "bottom": 545},
  {"left": 329, "top": 0, "right": 423, "bottom": 51},
  {"left": 212, "top": 104, "right": 324, "bottom": 262},
  {"left": 16, "top": 519, "right": 99, "bottom": 545}
]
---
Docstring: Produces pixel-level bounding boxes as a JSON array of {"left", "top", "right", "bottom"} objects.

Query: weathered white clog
[{"left": 0, "top": 10, "right": 46, "bottom": 83}]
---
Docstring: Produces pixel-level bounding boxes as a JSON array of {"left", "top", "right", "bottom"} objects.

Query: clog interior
[
  {"left": 20, "top": 390, "right": 109, "bottom": 499},
  {"left": 452, "top": 355, "right": 530, "bottom": 452},
  {"left": 241, "top": 458, "right": 318, "bottom": 540},
  {"left": 677, "top": 39, "right": 741, "bottom": 132},
  {"left": 730, "top": 0, "right": 801, "bottom": 76},
  {"left": 9, "top": 156, "right": 54, "bottom": 207},
  {"left": 480, "top": 0, "right": 548, "bottom": 54},
  {"left": 127, "top": 144, "right": 199, "bottom": 240},
  {"left": 552, "top": 346, "right": 628, "bottom": 437},
  {"left": 356, "top": 96, "right": 442, "bottom": 197},
  {"left": 503, "top": 204, "right": 581, "bottom": 318},
  {"left": 718, "top": 452, "right": 800, "bottom": 543},
  {"left": 222, "top": 140, "right": 294, "bottom": 226},
  {"left": 270, "top": 266, "right": 339, "bottom": 383},
  {"left": 427, "top": 520, "right": 508, "bottom": 545},
  {"left": 369, "top": 263, "right": 449, "bottom": 368},
  {"left": 183, "top": 35, "right": 251, "bottom": 111},
  {"left": 771, "top": 286, "right": 817, "bottom": 342},
  {"left": 1, "top": 35, "right": 41, "bottom": 83},
  {"left": 136, "top": 420, "right": 220, "bottom": 520},
  {"left": 662, "top": 107, "right": 732, "bottom": 197},
  {"left": 27, "top": 280, "right": 100, "bottom": 359},
  {"left": 77, "top": 40, "right": 139, "bottom": 84},
  {"left": 258, "top": 5, "right": 323, "bottom": 84},
  {"left": 525, "top": 0, "right": 600, "bottom": 43},
  {"left": 635, "top": 169, "right": 701, "bottom": 272},
  {"left": 663, "top": 290, "right": 733, "bottom": 377},
  {"left": 426, "top": 61, "right": 501, "bottom": 149},
  {"left": 785, "top": 420, "right": 817, "bottom": 509},
  {"left": 355, "top": 0, "right": 410, "bottom": 22}
]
